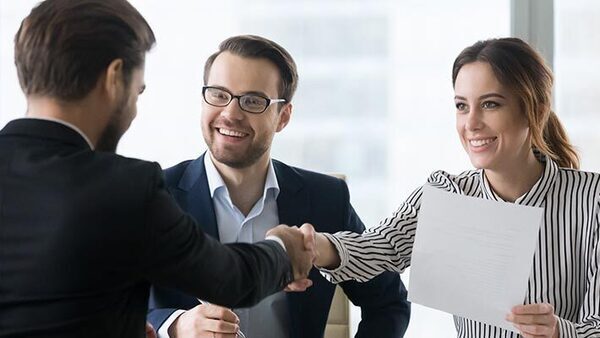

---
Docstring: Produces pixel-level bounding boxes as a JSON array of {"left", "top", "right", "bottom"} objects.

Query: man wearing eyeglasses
[{"left": 147, "top": 35, "right": 410, "bottom": 338}]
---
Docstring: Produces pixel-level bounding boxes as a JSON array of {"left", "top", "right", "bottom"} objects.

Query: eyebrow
[
  {"left": 242, "top": 90, "right": 270, "bottom": 98},
  {"left": 454, "top": 93, "right": 506, "bottom": 101},
  {"left": 209, "top": 85, "right": 270, "bottom": 98}
]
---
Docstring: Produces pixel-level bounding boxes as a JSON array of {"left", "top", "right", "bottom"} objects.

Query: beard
[
  {"left": 96, "top": 94, "right": 130, "bottom": 153},
  {"left": 95, "top": 118, "right": 122, "bottom": 153},
  {"left": 209, "top": 142, "right": 270, "bottom": 169},
  {"left": 206, "top": 134, "right": 270, "bottom": 169}
]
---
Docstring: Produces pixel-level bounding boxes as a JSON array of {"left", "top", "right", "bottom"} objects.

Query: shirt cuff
[
  {"left": 265, "top": 235, "right": 286, "bottom": 252},
  {"left": 317, "top": 232, "right": 350, "bottom": 283},
  {"left": 157, "top": 309, "right": 186, "bottom": 338}
]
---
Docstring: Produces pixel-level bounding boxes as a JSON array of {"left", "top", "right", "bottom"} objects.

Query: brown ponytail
[
  {"left": 452, "top": 38, "right": 580, "bottom": 169},
  {"left": 538, "top": 111, "right": 580, "bottom": 168}
]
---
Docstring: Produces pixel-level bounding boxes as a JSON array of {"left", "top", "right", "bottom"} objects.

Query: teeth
[
  {"left": 218, "top": 128, "right": 246, "bottom": 138},
  {"left": 469, "top": 138, "right": 495, "bottom": 147}
]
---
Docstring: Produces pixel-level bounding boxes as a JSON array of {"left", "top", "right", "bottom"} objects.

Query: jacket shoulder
[
  {"left": 273, "top": 159, "right": 346, "bottom": 191},
  {"left": 163, "top": 159, "right": 195, "bottom": 187}
]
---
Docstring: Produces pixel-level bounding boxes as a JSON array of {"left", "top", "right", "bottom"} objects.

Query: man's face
[
  {"left": 201, "top": 52, "right": 291, "bottom": 169},
  {"left": 97, "top": 67, "right": 146, "bottom": 152}
]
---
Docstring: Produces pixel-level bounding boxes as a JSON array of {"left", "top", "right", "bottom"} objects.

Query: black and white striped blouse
[{"left": 322, "top": 155, "right": 600, "bottom": 338}]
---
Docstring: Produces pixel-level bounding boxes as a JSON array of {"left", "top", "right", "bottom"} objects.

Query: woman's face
[{"left": 454, "top": 61, "right": 531, "bottom": 172}]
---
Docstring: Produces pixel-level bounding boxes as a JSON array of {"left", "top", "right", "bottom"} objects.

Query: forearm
[{"left": 145, "top": 185, "right": 293, "bottom": 308}]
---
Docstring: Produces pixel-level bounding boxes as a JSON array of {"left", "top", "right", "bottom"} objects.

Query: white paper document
[{"left": 408, "top": 185, "right": 543, "bottom": 333}]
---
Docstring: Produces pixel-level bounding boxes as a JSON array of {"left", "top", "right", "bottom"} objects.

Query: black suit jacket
[
  {"left": 148, "top": 154, "right": 410, "bottom": 337},
  {"left": 0, "top": 119, "right": 292, "bottom": 338}
]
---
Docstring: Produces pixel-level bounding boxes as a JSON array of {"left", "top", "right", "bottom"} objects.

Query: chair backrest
[
  {"left": 323, "top": 173, "right": 350, "bottom": 338},
  {"left": 324, "top": 285, "right": 350, "bottom": 338}
]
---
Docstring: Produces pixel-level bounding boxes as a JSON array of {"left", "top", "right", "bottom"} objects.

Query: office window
[{"left": 555, "top": 0, "right": 600, "bottom": 171}]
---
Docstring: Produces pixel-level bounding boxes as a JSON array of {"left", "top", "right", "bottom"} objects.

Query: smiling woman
[
  {"left": 454, "top": 61, "right": 537, "bottom": 194},
  {"left": 313, "top": 37, "right": 600, "bottom": 338}
]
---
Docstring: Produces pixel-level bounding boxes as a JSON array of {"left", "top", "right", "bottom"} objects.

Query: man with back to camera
[
  {"left": 147, "top": 35, "right": 411, "bottom": 338},
  {"left": 0, "top": 2, "right": 316, "bottom": 337}
]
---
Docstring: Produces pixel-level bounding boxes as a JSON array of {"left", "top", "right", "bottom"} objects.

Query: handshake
[{"left": 266, "top": 223, "right": 339, "bottom": 292}]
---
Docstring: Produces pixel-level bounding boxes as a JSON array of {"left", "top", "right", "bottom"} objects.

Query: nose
[
  {"left": 465, "top": 107, "right": 484, "bottom": 131},
  {"left": 220, "top": 97, "right": 245, "bottom": 120}
]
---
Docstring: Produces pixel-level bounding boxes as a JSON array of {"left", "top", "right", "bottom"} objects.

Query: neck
[
  {"left": 210, "top": 152, "right": 271, "bottom": 216},
  {"left": 26, "top": 95, "right": 108, "bottom": 148},
  {"left": 484, "top": 150, "right": 544, "bottom": 202}
]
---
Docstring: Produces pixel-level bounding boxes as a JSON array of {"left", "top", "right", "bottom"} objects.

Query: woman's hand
[{"left": 506, "top": 303, "right": 558, "bottom": 338}]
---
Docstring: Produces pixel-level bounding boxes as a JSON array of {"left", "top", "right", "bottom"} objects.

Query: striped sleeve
[
  {"left": 319, "top": 170, "right": 460, "bottom": 283},
  {"left": 559, "top": 192, "right": 600, "bottom": 338}
]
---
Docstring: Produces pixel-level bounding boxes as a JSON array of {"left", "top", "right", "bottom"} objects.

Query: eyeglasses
[{"left": 202, "top": 86, "right": 286, "bottom": 114}]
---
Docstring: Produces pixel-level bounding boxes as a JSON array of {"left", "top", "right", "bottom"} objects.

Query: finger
[
  {"left": 201, "top": 318, "right": 239, "bottom": 334},
  {"left": 297, "top": 254, "right": 314, "bottom": 279},
  {"left": 299, "top": 223, "right": 316, "bottom": 251},
  {"left": 284, "top": 279, "right": 313, "bottom": 292},
  {"left": 200, "top": 304, "right": 240, "bottom": 324},
  {"left": 513, "top": 323, "right": 553, "bottom": 336},
  {"left": 506, "top": 313, "right": 555, "bottom": 325},
  {"left": 213, "top": 333, "right": 238, "bottom": 338},
  {"left": 512, "top": 303, "right": 554, "bottom": 315}
]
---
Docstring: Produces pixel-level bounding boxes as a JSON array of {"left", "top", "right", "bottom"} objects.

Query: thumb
[{"left": 299, "top": 223, "right": 316, "bottom": 251}]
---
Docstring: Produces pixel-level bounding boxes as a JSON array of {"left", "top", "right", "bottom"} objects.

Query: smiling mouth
[
  {"left": 217, "top": 128, "right": 248, "bottom": 138},
  {"left": 469, "top": 137, "right": 497, "bottom": 147}
]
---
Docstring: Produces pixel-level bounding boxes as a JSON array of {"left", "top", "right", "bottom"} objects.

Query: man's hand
[
  {"left": 506, "top": 303, "right": 559, "bottom": 338},
  {"left": 145, "top": 322, "right": 157, "bottom": 338},
  {"left": 267, "top": 223, "right": 316, "bottom": 288},
  {"left": 168, "top": 303, "right": 240, "bottom": 338}
]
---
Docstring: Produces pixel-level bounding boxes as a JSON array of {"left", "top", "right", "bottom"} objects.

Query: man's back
[
  {"left": 0, "top": 119, "right": 159, "bottom": 337},
  {"left": 0, "top": 119, "right": 294, "bottom": 338}
]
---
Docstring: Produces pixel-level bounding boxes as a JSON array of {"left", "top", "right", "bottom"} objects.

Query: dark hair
[
  {"left": 14, "top": 0, "right": 156, "bottom": 101},
  {"left": 452, "top": 38, "right": 579, "bottom": 169},
  {"left": 203, "top": 35, "right": 298, "bottom": 102}
]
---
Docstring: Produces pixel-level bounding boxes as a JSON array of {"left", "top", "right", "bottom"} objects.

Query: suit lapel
[
  {"left": 178, "top": 153, "right": 220, "bottom": 240},
  {"left": 275, "top": 160, "right": 309, "bottom": 228}
]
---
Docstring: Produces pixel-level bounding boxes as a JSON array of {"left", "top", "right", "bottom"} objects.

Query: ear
[
  {"left": 275, "top": 103, "right": 292, "bottom": 132},
  {"left": 102, "top": 59, "right": 125, "bottom": 102}
]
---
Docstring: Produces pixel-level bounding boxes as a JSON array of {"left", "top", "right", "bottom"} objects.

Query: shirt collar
[
  {"left": 21, "top": 117, "right": 95, "bottom": 150},
  {"left": 204, "top": 153, "right": 280, "bottom": 200},
  {"left": 479, "top": 151, "right": 558, "bottom": 207}
]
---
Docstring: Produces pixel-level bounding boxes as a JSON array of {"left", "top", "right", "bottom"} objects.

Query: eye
[
  {"left": 481, "top": 101, "right": 500, "bottom": 109},
  {"left": 208, "top": 90, "right": 228, "bottom": 100},
  {"left": 455, "top": 102, "right": 468, "bottom": 112},
  {"left": 242, "top": 95, "right": 267, "bottom": 108},
  {"left": 245, "top": 96, "right": 262, "bottom": 105}
]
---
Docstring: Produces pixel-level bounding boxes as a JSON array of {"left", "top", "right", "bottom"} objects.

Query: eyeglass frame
[{"left": 202, "top": 86, "right": 286, "bottom": 114}]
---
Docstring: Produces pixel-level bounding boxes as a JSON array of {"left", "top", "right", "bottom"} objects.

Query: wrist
[{"left": 315, "top": 233, "right": 340, "bottom": 269}]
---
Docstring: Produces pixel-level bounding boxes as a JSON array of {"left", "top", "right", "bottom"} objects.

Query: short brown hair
[
  {"left": 203, "top": 35, "right": 298, "bottom": 102},
  {"left": 14, "top": 0, "right": 156, "bottom": 101},
  {"left": 452, "top": 38, "right": 579, "bottom": 169}
]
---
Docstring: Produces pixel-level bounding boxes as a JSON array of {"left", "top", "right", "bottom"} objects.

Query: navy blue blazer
[{"left": 148, "top": 154, "right": 410, "bottom": 338}]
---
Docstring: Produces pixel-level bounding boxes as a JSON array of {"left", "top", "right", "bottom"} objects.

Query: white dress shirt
[{"left": 158, "top": 155, "right": 291, "bottom": 338}]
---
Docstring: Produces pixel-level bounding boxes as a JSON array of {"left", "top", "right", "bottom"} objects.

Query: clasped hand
[{"left": 266, "top": 223, "right": 318, "bottom": 292}]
